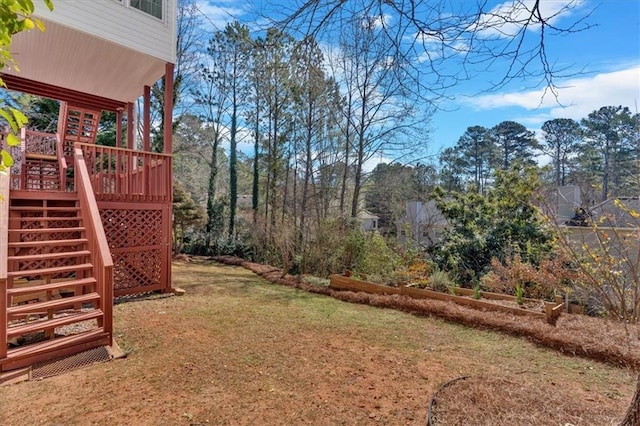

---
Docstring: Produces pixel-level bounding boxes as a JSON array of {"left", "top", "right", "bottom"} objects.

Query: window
[{"left": 130, "top": 0, "right": 163, "bottom": 20}]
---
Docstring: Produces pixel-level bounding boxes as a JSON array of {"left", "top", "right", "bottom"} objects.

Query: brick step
[
  {"left": 7, "top": 292, "right": 100, "bottom": 317},
  {"left": 8, "top": 250, "right": 91, "bottom": 263},
  {"left": 7, "top": 263, "right": 93, "bottom": 279},
  {"left": 9, "top": 238, "right": 88, "bottom": 249},
  {"left": 7, "top": 310, "right": 103, "bottom": 339},
  {"left": 7, "top": 277, "right": 97, "bottom": 297}
]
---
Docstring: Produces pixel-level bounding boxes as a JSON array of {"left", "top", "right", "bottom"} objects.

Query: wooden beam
[{"left": 1, "top": 73, "right": 126, "bottom": 112}]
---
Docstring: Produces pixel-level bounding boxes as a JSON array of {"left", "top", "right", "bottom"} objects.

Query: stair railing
[
  {"left": 56, "top": 133, "right": 69, "bottom": 191},
  {"left": 0, "top": 170, "right": 9, "bottom": 360},
  {"left": 74, "top": 147, "right": 114, "bottom": 345}
]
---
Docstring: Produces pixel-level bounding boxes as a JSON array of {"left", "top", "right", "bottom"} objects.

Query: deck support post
[{"left": 162, "top": 62, "right": 174, "bottom": 293}]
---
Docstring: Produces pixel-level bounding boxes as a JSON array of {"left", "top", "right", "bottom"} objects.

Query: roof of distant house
[{"left": 589, "top": 197, "right": 640, "bottom": 228}]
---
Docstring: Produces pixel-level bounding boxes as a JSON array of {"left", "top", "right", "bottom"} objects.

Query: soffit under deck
[{"left": 6, "top": 20, "right": 167, "bottom": 105}]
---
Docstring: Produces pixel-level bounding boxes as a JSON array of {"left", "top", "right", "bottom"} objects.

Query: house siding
[{"left": 34, "top": 0, "right": 176, "bottom": 63}]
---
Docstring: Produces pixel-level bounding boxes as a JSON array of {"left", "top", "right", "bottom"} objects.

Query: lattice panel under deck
[
  {"left": 113, "top": 249, "right": 162, "bottom": 292},
  {"left": 101, "top": 208, "right": 164, "bottom": 294},
  {"left": 101, "top": 209, "right": 162, "bottom": 249}
]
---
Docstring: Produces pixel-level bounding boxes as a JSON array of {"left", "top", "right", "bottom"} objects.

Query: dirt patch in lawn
[{"left": 0, "top": 259, "right": 636, "bottom": 425}]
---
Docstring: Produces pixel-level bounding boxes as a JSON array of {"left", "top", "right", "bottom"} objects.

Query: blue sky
[{"left": 197, "top": 0, "right": 640, "bottom": 163}]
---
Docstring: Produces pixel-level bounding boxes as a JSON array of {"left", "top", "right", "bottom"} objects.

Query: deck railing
[
  {"left": 0, "top": 171, "right": 9, "bottom": 360},
  {"left": 77, "top": 143, "right": 172, "bottom": 203},
  {"left": 74, "top": 147, "right": 114, "bottom": 345}
]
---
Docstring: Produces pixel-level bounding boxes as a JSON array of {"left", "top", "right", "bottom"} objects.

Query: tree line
[
  {"left": 168, "top": 12, "right": 429, "bottom": 266},
  {"left": 438, "top": 107, "right": 640, "bottom": 205}
]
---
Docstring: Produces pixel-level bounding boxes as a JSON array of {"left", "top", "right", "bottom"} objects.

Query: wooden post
[
  {"left": 143, "top": 85, "right": 151, "bottom": 197},
  {"left": 0, "top": 172, "right": 9, "bottom": 360},
  {"left": 163, "top": 63, "right": 173, "bottom": 155},
  {"left": 126, "top": 103, "right": 134, "bottom": 150},
  {"left": 127, "top": 102, "right": 134, "bottom": 196},
  {"left": 143, "top": 86, "right": 151, "bottom": 152},
  {"left": 116, "top": 109, "right": 123, "bottom": 148},
  {"left": 162, "top": 62, "right": 174, "bottom": 293}
]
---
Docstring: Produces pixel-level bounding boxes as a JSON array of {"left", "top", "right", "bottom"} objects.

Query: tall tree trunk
[
  {"left": 299, "top": 101, "right": 313, "bottom": 247},
  {"left": 621, "top": 375, "right": 640, "bottom": 426},
  {"left": 351, "top": 131, "right": 365, "bottom": 218},
  {"left": 205, "top": 135, "right": 220, "bottom": 249},
  {"left": 556, "top": 145, "right": 562, "bottom": 187},
  {"left": 282, "top": 148, "right": 292, "bottom": 224},
  {"left": 228, "top": 96, "right": 238, "bottom": 238},
  {"left": 603, "top": 148, "right": 610, "bottom": 202},
  {"left": 252, "top": 98, "right": 260, "bottom": 226}
]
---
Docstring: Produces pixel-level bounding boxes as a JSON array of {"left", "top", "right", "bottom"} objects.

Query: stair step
[
  {"left": 8, "top": 293, "right": 101, "bottom": 316},
  {"left": 7, "top": 310, "right": 103, "bottom": 339},
  {"left": 8, "top": 250, "right": 91, "bottom": 262},
  {"left": 9, "top": 190, "right": 78, "bottom": 201},
  {"left": 7, "top": 263, "right": 94, "bottom": 278},
  {"left": 9, "top": 206, "right": 78, "bottom": 212},
  {"left": 9, "top": 238, "right": 89, "bottom": 249},
  {"left": 11, "top": 216, "right": 82, "bottom": 222},
  {"left": 8, "top": 227, "right": 84, "bottom": 234},
  {"left": 8, "top": 277, "right": 97, "bottom": 296},
  {"left": 5, "top": 329, "right": 109, "bottom": 362},
  {"left": 25, "top": 153, "right": 57, "bottom": 161}
]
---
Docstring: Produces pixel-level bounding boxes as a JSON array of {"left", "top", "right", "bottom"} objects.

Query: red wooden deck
[{"left": 1, "top": 64, "right": 174, "bottom": 373}]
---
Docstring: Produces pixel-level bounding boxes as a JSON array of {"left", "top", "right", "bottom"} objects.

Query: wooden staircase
[{"left": 1, "top": 192, "right": 110, "bottom": 371}]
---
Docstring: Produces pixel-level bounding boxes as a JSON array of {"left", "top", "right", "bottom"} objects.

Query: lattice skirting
[
  {"left": 99, "top": 204, "right": 171, "bottom": 296},
  {"left": 112, "top": 249, "right": 162, "bottom": 294}
]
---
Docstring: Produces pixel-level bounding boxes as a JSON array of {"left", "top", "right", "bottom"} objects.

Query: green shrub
[{"left": 428, "top": 269, "right": 454, "bottom": 293}]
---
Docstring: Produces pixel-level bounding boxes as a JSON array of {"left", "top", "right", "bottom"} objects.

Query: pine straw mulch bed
[
  {"left": 211, "top": 255, "right": 640, "bottom": 370},
  {"left": 425, "top": 375, "right": 611, "bottom": 426}
]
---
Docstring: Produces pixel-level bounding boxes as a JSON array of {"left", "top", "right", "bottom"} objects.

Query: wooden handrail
[
  {"left": 76, "top": 142, "right": 172, "bottom": 159},
  {"left": 74, "top": 146, "right": 114, "bottom": 345},
  {"left": 77, "top": 142, "right": 172, "bottom": 203},
  {"left": 0, "top": 171, "right": 10, "bottom": 359}
]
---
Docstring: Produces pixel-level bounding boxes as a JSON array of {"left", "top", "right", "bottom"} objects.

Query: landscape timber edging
[{"left": 329, "top": 274, "right": 563, "bottom": 324}]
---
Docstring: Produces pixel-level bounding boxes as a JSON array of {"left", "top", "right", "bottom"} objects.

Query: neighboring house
[
  {"left": 397, "top": 200, "right": 448, "bottom": 247},
  {"left": 588, "top": 197, "right": 640, "bottom": 228},
  {"left": 556, "top": 185, "right": 582, "bottom": 225},
  {"left": 563, "top": 197, "right": 640, "bottom": 285},
  {"left": 1, "top": 0, "right": 176, "bottom": 374},
  {"left": 357, "top": 210, "right": 380, "bottom": 232}
]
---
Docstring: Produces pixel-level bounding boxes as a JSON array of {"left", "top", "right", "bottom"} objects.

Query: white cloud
[
  {"left": 471, "top": 0, "right": 586, "bottom": 38},
  {"left": 195, "top": 0, "right": 248, "bottom": 30},
  {"left": 466, "top": 65, "right": 640, "bottom": 125},
  {"left": 363, "top": 154, "right": 393, "bottom": 173}
]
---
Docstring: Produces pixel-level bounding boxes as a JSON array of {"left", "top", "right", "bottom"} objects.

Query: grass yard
[{"left": 0, "top": 259, "right": 636, "bottom": 425}]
